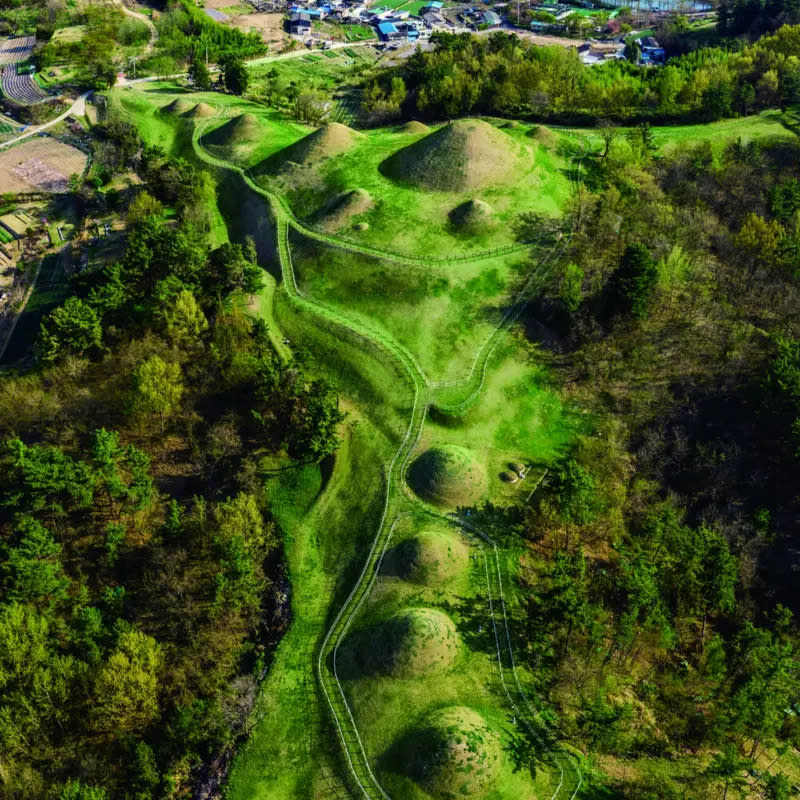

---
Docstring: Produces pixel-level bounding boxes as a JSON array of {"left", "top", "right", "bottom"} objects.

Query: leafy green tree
[
  {"left": 765, "top": 772, "right": 791, "bottom": 800},
  {"left": 704, "top": 745, "right": 751, "bottom": 800},
  {"left": 189, "top": 55, "right": 212, "bottom": 90},
  {"left": 213, "top": 492, "right": 273, "bottom": 556},
  {"left": 287, "top": 379, "right": 346, "bottom": 461},
  {"left": 37, "top": 297, "right": 103, "bottom": 363},
  {"left": 1, "top": 439, "right": 94, "bottom": 514},
  {"left": 104, "top": 522, "right": 126, "bottom": 567},
  {"left": 165, "top": 289, "right": 208, "bottom": 344},
  {"left": 220, "top": 53, "right": 248, "bottom": 95},
  {"left": 206, "top": 242, "right": 264, "bottom": 300},
  {"left": 59, "top": 780, "right": 109, "bottom": 800},
  {"left": 735, "top": 213, "right": 783, "bottom": 269},
  {"left": 544, "top": 457, "right": 598, "bottom": 526},
  {"left": 610, "top": 243, "right": 658, "bottom": 319},
  {"left": 91, "top": 629, "right": 161, "bottom": 733},
  {"left": 0, "top": 603, "right": 80, "bottom": 760},
  {"left": 729, "top": 620, "right": 795, "bottom": 759},
  {"left": 126, "top": 191, "right": 164, "bottom": 227},
  {"left": 132, "top": 356, "right": 184, "bottom": 432},
  {"left": 559, "top": 262, "right": 584, "bottom": 313},
  {"left": 1, "top": 515, "right": 69, "bottom": 608}
]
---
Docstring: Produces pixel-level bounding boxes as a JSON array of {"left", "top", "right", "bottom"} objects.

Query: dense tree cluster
[
  {"left": 506, "top": 132, "right": 800, "bottom": 796},
  {"left": 0, "top": 124, "right": 344, "bottom": 798},
  {"left": 368, "top": 27, "right": 800, "bottom": 122}
]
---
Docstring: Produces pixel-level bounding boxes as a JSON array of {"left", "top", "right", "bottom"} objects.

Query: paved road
[{"left": 0, "top": 91, "right": 90, "bottom": 150}]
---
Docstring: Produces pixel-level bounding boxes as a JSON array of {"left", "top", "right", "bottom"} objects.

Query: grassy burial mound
[
  {"left": 183, "top": 102, "right": 216, "bottom": 119},
  {"left": 390, "top": 706, "right": 502, "bottom": 798},
  {"left": 527, "top": 124, "right": 557, "bottom": 147},
  {"left": 312, "top": 188, "right": 374, "bottom": 232},
  {"left": 202, "top": 113, "right": 265, "bottom": 159},
  {"left": 400, "top": 120, "right": 431, "bottom": 134},
  {"left": 339, "top": 608, "right": 461, "bottom": 679},
  {"left": 407, "top": 444, "right": 488, "bottom": 508},
  {"left": 160, "top": 98, "right": 194, "bottom": 116},
  {"left": 448, "top": 198, "right": 495, "bottom": 234},
  {"left": 260, "top": 122, "right": 362, "bottom": 173},
  {"left": 380, "top": 119, "right": 527, "bottom": 192},
  {"left": 382, "top": 530, "right": 469, "bottom": 585}
]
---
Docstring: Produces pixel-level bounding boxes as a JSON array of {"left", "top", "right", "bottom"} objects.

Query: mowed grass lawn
[
  {"left": 567, "top": 108, "right": 798, "bottom": 156},
  {"left": 289, "top": 229, "right": 532, "bottom": 382},
  {"left": 341, "top": 513, "right": 562, "bottom": 800}
]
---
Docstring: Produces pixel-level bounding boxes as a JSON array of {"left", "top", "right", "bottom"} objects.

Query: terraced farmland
[{"left": 1, "top": 64, "right": 49, "bottom": 104}]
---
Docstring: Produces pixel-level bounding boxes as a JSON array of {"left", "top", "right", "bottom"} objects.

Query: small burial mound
[
  {"left": 382, "top": 530, "right": 469, "bottom": 585},
  {"left": 394, "top": 706, "right": 502, "bottom": 798},
  {"left": 407, "top": 444, "right": 488, "bottom": 508},
  {"left": 313, "top": 188, "right": 373, "bottom": 232},
  {"left": 400, "top": 120, "right": 430, "bottom": 134},
  {"left": 203, "top": 113, "right": 263, "bottom": 150},
  {"left": 183, "top": 102, "right": 216, "bottom": 119},
  {"left": 160, "top": 98, "right": 194, "bottom": 116},
  {"left": 339, "top": 608, "right": 461, "bottom": 679},
  {"left": 448, "top": 198, "right": 495, "bottom": 233},
  {"left": 380, "top": 118, "right": 524, "bottom": 192},
  {"left": 527, "top": 124, "right": 557, "bottom": 147},
  {"left": 263, "top": 122, "right": 362, "bottom": 172}
]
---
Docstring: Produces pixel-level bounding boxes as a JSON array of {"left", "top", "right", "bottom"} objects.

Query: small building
[
  {"left": 638, "top": 36, "right": 666, "bottom": 63},
  {"left": 420, "top": 0, "right": 443, "bottom": 13},
  {"left": 482, "top": 9, "right": 501, "bottom": 25},
  {"left": 377, "top": 21, "right": 403, "bottom": 40},
  {"left": 288, "top": 11, "right": 312, "bottom": 34},
  {"left": 422, "top": 10, "right": 445, "bottom": 27},
  {"left": 578, "top": 40, "right": 624, "bottom": 64}
]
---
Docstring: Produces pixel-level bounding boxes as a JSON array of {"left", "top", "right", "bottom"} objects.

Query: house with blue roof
[{"left": 378, "top": 21, "right": 402, "bottom": 40}]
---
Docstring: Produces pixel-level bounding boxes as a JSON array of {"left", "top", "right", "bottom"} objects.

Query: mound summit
[
  {"left": 183, "top": 102, "right": 215, "bottom": 119},
  {"left": 449, "top": 198, "right": 495, "bottom": 233},
  {"left": 382, "top": 530, "right": 469, "bottom": 585},
  {"left": 160, "top": 98, "right": 193, "bottom": 116},
  {"left": 400, "top": 120, "right": 431, "bottom": 134},
  {"left": 381, "top": 119, "right": 525, "bottom": 192},
  {"left": 340, "top": 608, "right": 461, "bottom": 678},
  {"left": 391, "top": 706, "right": 502, "bottom": 798},
  {"left": 407, "top": 444, "right": 488, "bottom": 507},
  {"left": 313, "top": 188, "right": 374, "bottom": 232},
  {"left": 203, "top": 113, "right": 263, "bottom": 148},
  {"left": 263, "top": 122, "right": 362, "bottom": 172}
]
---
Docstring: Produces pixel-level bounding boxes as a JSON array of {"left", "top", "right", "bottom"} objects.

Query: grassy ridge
[{"left": 106, "top": 83, "right": 799, "bottom": 799}]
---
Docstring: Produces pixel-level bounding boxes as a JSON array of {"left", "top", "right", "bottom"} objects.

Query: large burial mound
[
  {"left": 183, "top": 102, "right": 216, "bottom": 119},
  {"left": 339, "top": 608, "right": 460, "bottom": 679},
  {"left": 407, "top": 444, "right": 488, "bottom": 507},
  {"left": 448, "top": 198, "right": 495, "bottom": 233},
  {"left": 313, "top": 188, "right": 374, "bottom": 232},
  {"left": 380, "top": 119, "right": 524, "bottom": 192},
  {"left": 400, "top": 120, "right": 431, "bottom": 134},
  {"left": 263, "top": 122, "right": 362, "bottom": 172},
  {"left": 160, "top": 98, "right": 194, "bottom": 116},
  {"left": 202, "top": 113, "right": 264, "bottom": 157},
  {"left": 395, "top": 706, "right": 502, "bottom": 798},
  {"left": 382, "top": 530, "right": 469, "bottom": 585}
]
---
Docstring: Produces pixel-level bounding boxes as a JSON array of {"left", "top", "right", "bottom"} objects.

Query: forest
[
  {"left": 0, "top": 124, "right": 343, "bottom": 799},
  {"left": 497, "top": 129, "right": 800, "bottom": 797},
  {"left": 362, "top": 27, "right": 800, "bottom": 123}
]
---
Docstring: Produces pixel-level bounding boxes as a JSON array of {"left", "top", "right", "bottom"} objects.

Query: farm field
[
  {"left": 0, "top": 138, "right": 87, "bottom": 194},
  {"left": 103, "top": 82, "right": 800, "bottom": 800}
]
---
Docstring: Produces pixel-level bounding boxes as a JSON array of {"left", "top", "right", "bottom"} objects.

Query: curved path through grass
[{"left": 191, "top": 116, "right": 586, "bottom": 799}]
